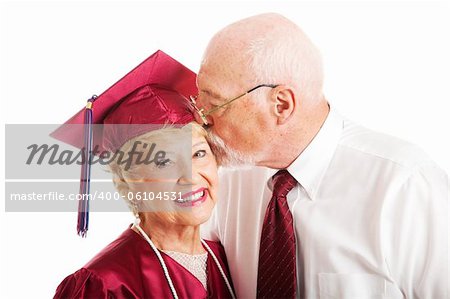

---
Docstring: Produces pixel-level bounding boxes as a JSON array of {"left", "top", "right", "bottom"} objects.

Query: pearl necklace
[{"left": 133, "top": 218, "right": 236, "bottom": 299}]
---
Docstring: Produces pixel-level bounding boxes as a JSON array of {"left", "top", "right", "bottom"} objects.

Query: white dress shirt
[{"left": 201, "top": 107, "right": 449, "bottom": 299}]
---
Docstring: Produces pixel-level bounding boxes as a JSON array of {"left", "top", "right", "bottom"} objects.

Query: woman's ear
[
  {"left": 111, "top": 167, "right": 130, "bottom": 194},
  {"left": 271, "top": 85, "right": 296, "bottom": 125}
]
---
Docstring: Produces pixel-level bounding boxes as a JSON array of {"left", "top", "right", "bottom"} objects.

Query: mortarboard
[{"left": 51, "top": 50, "right": 197, "bottom": 237}]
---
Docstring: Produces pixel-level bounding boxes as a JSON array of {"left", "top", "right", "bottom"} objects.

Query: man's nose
[
  {"left": 203, "top": 114, "right": 214, "bottom": 127},
  {"left": 192, "top": 96, "right": 214, "bottom": 126},
  {"left": 192, "top": 108, "right": 207, "bottom": 125}
]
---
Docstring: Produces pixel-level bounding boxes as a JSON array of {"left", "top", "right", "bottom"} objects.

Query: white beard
[{"left": 206, "top": 129, "right": 256, "bottom": 168}]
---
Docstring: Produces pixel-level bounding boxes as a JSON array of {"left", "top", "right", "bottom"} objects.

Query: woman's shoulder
[
  {"left": 54, "top": 268, "right": 110, "bottom": 299},
  {"left": 203, "top": 239, "right": 223, "bottom": 249},
  {"left": 84, "top": 228, "right": 144, "bottom": 270},
  {"left": 54, "top": 228, "right": 152, "bottom": 298},
  {"left": 203, "top": 239, "right": 226, "bottom": 259}
]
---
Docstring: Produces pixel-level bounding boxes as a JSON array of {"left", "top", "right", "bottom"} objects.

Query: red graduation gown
[{"left": 54, "top": 228, "right": 234, "bottom": 299}]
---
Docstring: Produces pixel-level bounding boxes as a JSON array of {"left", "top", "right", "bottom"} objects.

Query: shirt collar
[{"left": 287, "top": 105, "right": 344, "bottom": 200}]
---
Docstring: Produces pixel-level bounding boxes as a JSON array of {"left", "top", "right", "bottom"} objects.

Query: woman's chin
[{"left": 177, "top": 199, "right": 215, "bottom": 226}]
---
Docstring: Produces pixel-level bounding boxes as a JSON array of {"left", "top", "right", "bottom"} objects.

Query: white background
[{"left": 1, "top": 1, "right": 449, "bottom": 298}]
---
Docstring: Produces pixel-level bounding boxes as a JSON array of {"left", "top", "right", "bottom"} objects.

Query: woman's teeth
[{"left": 177, "top": 190, "right": 205, "bottom": 203}]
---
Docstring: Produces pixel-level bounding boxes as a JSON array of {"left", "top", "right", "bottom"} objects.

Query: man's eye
[
  {"left": 155, "top": 159, "right": 173, "bottom": 168},
  {"left": 193, "top": 150, "right": 206, "bottom": 158},
  {"left": 202, "top": 100, "right": 219, "bottom": 109}
]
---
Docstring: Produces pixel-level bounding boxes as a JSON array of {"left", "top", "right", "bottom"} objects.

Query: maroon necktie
[{"left": 257, "top": 170, "right": 298, "bottom": 299}]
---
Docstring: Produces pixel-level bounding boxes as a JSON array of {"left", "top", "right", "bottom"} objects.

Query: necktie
[{"left": 257, "top": 169, "right": 298, "bottom": 299}]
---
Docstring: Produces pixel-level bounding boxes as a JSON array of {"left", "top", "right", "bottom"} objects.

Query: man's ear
[{"left": 271, "top": 85, "right": 296, "bottom": 125}]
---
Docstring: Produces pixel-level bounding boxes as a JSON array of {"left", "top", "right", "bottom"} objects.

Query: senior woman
[{"left": 52, "top": 51, "right": 235, "bottom": 299}]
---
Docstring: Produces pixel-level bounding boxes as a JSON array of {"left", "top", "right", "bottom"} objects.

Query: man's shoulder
[{"left": 338, "top": 120, "right": 433, "bottom": 171}]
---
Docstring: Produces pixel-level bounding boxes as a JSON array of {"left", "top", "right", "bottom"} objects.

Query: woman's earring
[{"left": 134, "top": 214, "right": 141, "bottom": 226}]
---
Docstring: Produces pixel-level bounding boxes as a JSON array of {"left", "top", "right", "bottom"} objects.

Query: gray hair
[
  {"left": 202, "top": 13, "right": 324, "bottom": 104},
  {"left": 246, "top": 25, "right": 324, "bottom": 103}
]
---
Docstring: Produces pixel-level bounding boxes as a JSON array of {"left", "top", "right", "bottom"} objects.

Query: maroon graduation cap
[{"left": 51, "top": 50, "right": 197, "bottom": 236}]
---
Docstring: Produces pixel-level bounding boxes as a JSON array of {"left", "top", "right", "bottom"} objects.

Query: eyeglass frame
[{"left": 189, "top": 84, "right": 279, "bottom": 126}]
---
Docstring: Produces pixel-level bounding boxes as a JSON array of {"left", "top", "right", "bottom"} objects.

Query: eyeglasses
[{"left": 189, "top": 84, "right": 278, "bottom": 126}]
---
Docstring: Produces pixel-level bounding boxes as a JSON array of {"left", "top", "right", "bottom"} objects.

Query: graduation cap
[{"left": 51, "top": 50, "right": 197, "bottom": 237}]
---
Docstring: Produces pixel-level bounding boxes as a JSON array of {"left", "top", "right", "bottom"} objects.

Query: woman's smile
[{"left": 176, "top": 187, "right": 208, "bottom": 207}]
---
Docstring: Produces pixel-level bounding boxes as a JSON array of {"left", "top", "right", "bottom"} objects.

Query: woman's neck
[{"left": 135, "top": 216, "right": 205, "bottom": 255}]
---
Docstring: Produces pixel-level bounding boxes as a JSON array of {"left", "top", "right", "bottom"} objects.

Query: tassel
[{"left": 77, "top": 95, "right": 97, "bottom": 237}]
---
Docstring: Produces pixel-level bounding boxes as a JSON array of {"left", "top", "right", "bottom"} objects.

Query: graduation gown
[{"left": 54, "top": 228, "right": 234, "bottom": 299}]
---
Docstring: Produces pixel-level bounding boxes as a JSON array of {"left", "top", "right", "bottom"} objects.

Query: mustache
[{"left": 206, "top": 129, "right": 255, "bottom": 167}]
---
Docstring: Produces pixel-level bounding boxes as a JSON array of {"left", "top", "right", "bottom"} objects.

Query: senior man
[{"left": 194, "top": 13, "right": 448, "bottom": 299}]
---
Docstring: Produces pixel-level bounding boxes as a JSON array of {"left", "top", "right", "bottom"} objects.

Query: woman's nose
[
  {"left": 177, "top": 166, "right": 201, "bottom": 185},
  {"left": 177, "top": 175, "right": 195, "bottom": 185}
]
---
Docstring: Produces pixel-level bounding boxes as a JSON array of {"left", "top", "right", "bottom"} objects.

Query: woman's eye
[
  {"left": 155, "top": 158, "right": 173, "bottom": 168},
  {"left": 193, "top": 150, "right": 206, "bottom": 158}
]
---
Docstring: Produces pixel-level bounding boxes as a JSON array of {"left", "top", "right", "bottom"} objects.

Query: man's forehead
[
  {"left": 198, "top": 65, "right": 250, "bottom": 100},
  {"left": 199, "top": 89, "right": 222, "bottom": 100},
  {"left": 199, "top": 48, "right": 246, "bottom": 81},
  {"left": 197, "top": 69, "right": 231, "bottom": 100},
  {"left": 198, "top": 61, "right": 232, "bottom": 82}
]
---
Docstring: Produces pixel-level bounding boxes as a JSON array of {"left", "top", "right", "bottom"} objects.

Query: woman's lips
[{"left": 175, "top": 187, "right": 208, "bottom": 207}]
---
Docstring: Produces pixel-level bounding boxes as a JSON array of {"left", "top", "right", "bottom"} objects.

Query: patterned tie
[{"left": 257, "top": 169, "right": 298, "bottom": 299}]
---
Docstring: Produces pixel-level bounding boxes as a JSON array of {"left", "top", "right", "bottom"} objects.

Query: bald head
[
  {"left": 197, "top": 13, "right": 329, "bottom": 168},
  {"left": 200, "top": 13, "right": 324, "bottom": 103}
]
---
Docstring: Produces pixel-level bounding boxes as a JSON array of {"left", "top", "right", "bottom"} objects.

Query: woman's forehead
[{"left": 142, "top": 130, "right": 206, "bottom": 148}]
